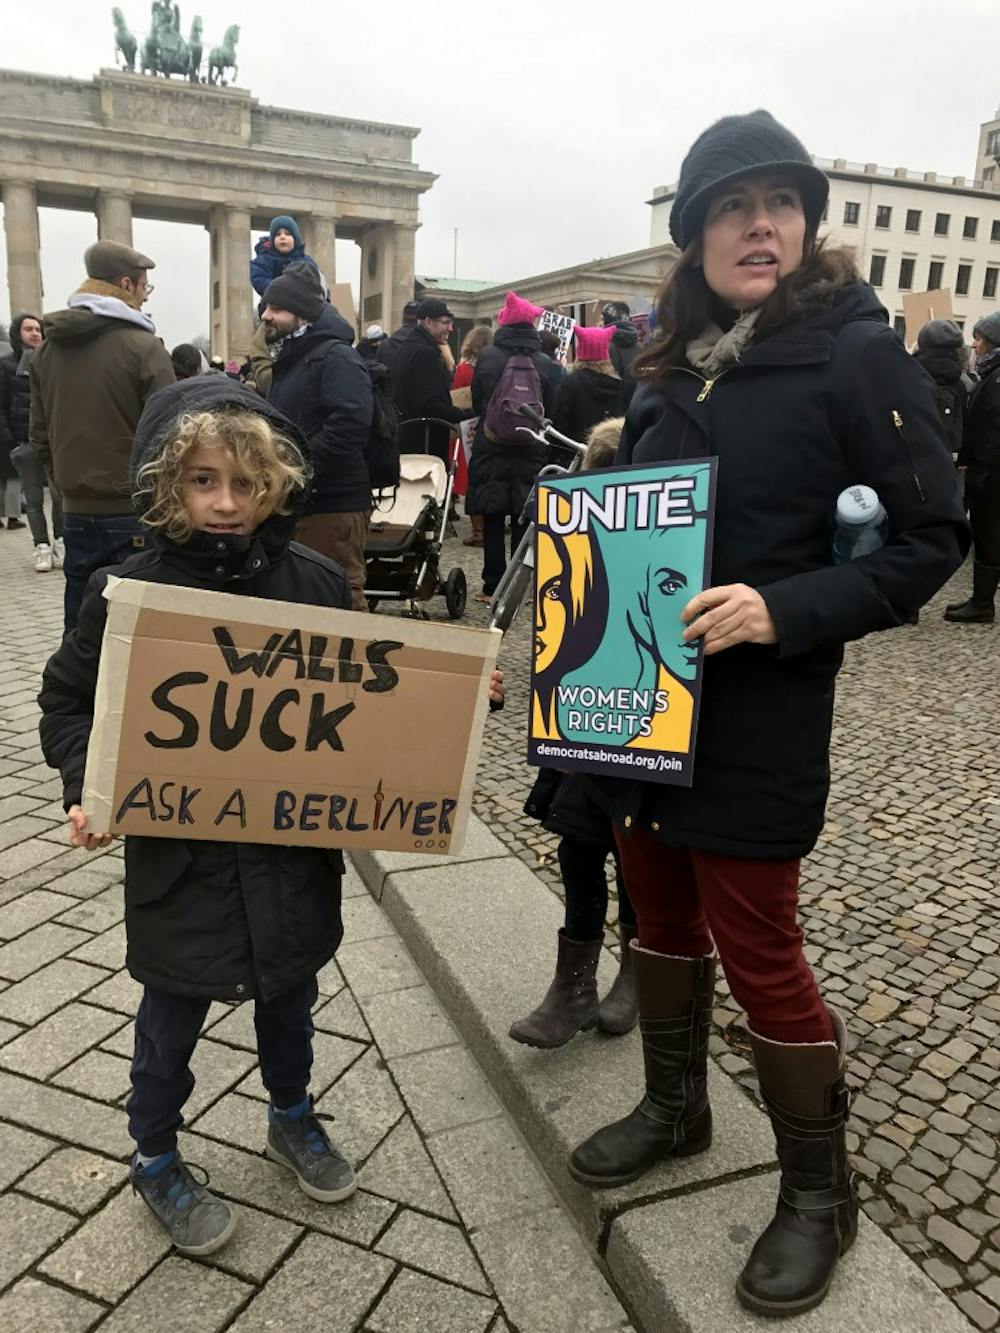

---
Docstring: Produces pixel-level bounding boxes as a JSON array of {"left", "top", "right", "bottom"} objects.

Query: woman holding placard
[{"left": 566, "top": 110, "right": 969, "bottom": 1316}]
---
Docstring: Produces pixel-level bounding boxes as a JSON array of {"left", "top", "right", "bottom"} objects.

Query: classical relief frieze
[{"left": 107, "top": 86, "right": 245, "bottom": 138}]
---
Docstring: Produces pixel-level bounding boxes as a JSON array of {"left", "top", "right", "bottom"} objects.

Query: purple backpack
[{"left": 483, "top": 354, "right": 544, "bottom": 443}]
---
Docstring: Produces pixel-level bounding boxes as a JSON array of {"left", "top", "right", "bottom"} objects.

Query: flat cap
[{"left": 84, "top": 240, "right": 156, "bottom": 280}]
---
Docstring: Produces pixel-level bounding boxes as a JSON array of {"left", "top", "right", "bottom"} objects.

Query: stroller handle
[{"left": 398, "top": 416, "right": 460, "bottom": 432}]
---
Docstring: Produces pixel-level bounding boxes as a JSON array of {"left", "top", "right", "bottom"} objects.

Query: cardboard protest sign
[
  {"left": 539, "top": 309, "right": 574, "bottom": 361},
  {"left": 528, "top": 459, "right": 716, "bottom": 787},
  {"left": 902, "top": 289, "right": 953, "bottom": 350},
  {"left": 83, "top": 579, "right": 500, "bottom": 853}
]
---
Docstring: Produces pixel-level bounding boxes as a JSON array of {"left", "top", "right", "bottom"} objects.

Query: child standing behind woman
[
  {"left": 511, "top": 417, "right": 638, "bottom": 1046},
  {"left": 38, "top": 376, "right": 502, "bottom": 1256}
]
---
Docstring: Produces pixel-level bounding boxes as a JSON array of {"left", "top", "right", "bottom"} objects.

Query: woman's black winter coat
[
  {"left": 551, "top": 366, "right": 626, "bottom": 445},
  {"left": 612, "top": 281, "right": 969, "bottom": 860},
  {"left": 466, "top": 325, "right": 557, "bottom": 516},
  {"left": 38, "top": 378, "right": 351, "bottom": 1003},
  {"left": 959, "top": 358, "right": 1000, "bottom": 469}
]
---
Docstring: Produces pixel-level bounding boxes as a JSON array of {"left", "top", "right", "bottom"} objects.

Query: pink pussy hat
[
  {"left": 573, "top": 324, "right": 617, "bottom": 361},
  {"left": 497, "top": 291, "right": 545, "bottom": 326}
]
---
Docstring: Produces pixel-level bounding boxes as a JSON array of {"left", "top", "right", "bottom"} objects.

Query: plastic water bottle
[{"left": 832, "top": 485, "right": 889, "bottom": 564}]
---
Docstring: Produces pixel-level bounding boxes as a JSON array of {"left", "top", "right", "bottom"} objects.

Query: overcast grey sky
[{"left": 2, "top": 0, "right": 999, "bottom": 348}]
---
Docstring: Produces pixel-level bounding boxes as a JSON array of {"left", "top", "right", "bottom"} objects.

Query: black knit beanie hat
[
  {"left": 669, "top": 110, "right": 829, "bottom": 250},
  {"left": 262, "top": 261, "right": 325, "bottom": 322}
]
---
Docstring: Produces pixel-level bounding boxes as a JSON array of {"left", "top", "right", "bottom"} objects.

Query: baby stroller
[{"left": 363, "top": 417, "right": 467, "bottom": 619}]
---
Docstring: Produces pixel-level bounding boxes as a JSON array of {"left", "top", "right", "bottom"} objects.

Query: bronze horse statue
[
  {"left": 208, "top": 24, "right": 240, "bottom": 85},
  {"left": 112, "top": 7, "right": 137, "bottom": 71}
]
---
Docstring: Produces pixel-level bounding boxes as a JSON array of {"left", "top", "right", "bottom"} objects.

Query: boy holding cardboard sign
[{"left": 38, "top": 378, "right": 502, "bottom": 1257}]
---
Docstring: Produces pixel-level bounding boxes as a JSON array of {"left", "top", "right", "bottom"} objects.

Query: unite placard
[
  {"left": 528, "top": 459, "right": 717, "bottom": 787},
  {"left": 83, "top": 579, "right": 500, "bottom": 853}
]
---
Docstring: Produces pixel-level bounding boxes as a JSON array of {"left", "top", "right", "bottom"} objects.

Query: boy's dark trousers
[{"left": 128, "top": 977, "right": 318, "bottom": 1157}]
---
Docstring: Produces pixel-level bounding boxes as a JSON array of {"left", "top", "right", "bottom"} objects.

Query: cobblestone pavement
[
  {"left": 2, "top": 508, "right": 998, "bottom": 1330},
  {"left": 0, "top": 522, "right": 631, "bottom": 1332},
  {"left": 445, "top": 521, "right": 1000, "bottom": 1331}
]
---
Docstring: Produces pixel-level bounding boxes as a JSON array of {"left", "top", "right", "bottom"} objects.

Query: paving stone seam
[
  {"left": 0, "top": 1185, "right": 109, "bottom": 1302},
  {"left": 212, "top": 1226, "right": 314, "bottom": 1332},
  {"left": 593, "top": 1160, "right": 782, "bottom": 1256}
]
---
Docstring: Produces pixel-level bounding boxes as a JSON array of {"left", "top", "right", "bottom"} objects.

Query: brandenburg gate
[{"left": 0, "top": 67, "right": 436, "bottom": 357}]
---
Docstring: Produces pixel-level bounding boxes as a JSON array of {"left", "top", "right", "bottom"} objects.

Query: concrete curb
[{"left": 351, "top": 817, "right": 975, "bottom": 1333}]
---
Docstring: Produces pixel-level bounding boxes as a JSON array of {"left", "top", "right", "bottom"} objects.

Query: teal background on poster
[{"left": 531, "top": 460, "right": 714, "bottom": 767}]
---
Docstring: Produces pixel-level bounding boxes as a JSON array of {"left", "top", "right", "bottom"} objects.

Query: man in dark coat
[
  {"left": 388, "top": 297, "right": 468, "bottom": 461},
  {"left": 466, "top": 316, "right": 557, "bottom": 597},
  {"left": 377, "top": 300, "right": 420, "bottom": 372},
  {"left": 29, "top": 240, "right": 175, "bottom": 630},
  {"left": 263, "top": 263, "right": 374, "bottom": 610},
  {"left": 945, "top": 309, "right": 1000, "bottom": 622},
  {"left": 602, "top": 301, "right": 641, "bottom": 405},
  {"left": 0, "top": 312, "right": 63, "bottom": 567}
]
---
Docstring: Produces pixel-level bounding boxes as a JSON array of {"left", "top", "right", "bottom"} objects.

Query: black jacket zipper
[{"left": 891, "top": 410, "right": 926, "bottom": 503}]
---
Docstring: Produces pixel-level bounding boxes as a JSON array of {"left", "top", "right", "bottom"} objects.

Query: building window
[
  {"left": 985, "top": 267, "right": 999, "bottom": 299},
  {"left": 820, "top": 202, "right": 829, "bottom": 223},
  {"left": 988, "top": 129, "right": 1000, "bottom": 156},
  {"left": 893, "top": 316, "right": 907, "bottom": 337},
  {"left": 905, "top": 209, "right": 921, "bottom": 232},
  {"left": 956, "top": 264, "right": 972, "bottom": 296},
  {"left": 869, "top": 254, "right": 886, "bottom": 287},
  {"left": 898, "top": 257, "right": 915, "bottom": 290},
  {"left": 935, "top": 213, "right": 950, "bottom": 236},
  {"left": 875, "top": 205, "right": 892, "bottom": 229},
  {"left": 955, "top": 318, "right": 965, "bottom": 332},
  {"left": 928, "top": 261, "right": 944, "bottom": 290},
  {"left": 843, "top": 201, "right": 860, "bottom": 225},
  {"left": 964, "top": 217, "right": 979, "bottom": 239},
  {"left": 992, "top": 220, "right": 1000, "bottom": 242}
]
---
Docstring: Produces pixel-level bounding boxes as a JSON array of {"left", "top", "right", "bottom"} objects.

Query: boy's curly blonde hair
[
  {"left": 134, "top": 409, "right": 310, "bottom": 543},
  {"left": 583, "top": 416, "right": 625, "bottom": 470}
]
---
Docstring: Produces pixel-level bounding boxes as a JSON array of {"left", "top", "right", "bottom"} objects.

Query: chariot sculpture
[{"left": 111, "top": 5, "right": 240, "bottom": 84}]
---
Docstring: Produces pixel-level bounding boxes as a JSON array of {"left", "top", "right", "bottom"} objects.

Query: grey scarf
[{"left": 686, "top": 308, "right": 761, "bottom": 381}]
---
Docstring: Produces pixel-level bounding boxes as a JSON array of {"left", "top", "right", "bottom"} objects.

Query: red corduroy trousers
[{"left": 615, "top": 824, "right": 833, "bottom": 1044}]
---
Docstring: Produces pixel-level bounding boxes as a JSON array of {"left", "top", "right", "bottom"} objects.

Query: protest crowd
[{"left": 1, "top": 106, "right": 991, "bottom": 1323}]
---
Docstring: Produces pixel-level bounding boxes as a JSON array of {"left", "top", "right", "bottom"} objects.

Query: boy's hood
[{"left": 129, "top": 375, "right": 310, "bottom": 517}]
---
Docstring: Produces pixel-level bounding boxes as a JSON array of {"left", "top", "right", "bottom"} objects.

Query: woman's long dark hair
[{"left": 635, "top": 230, "right": 859, "bottom": 383}]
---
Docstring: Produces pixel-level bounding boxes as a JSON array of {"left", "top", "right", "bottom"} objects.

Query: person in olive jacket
[
  {"left": 29, "top": 240, "right": 175, "bottom": 630},
  {"left": 944, "top": 310, "right": 1000, "bottom": 622},
  {"left": 565, "top": 112, "right": 969, "bottom": 1319}
]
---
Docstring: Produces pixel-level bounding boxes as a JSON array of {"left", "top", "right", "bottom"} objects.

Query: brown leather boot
[
  {"left": 736, "top": 1009, "right": 858, "bottom": 1318},
  {"left": 463, "top": 514, "right": 485, "bottom": 547},
  {"left": 569, "top": 949, "right": 714, "bottom": 1188},
  {"left": 508, "top": 930, "right": 601, "bottom": 1049},
  {"left": 596, "top": 923, "right": 638, "bottom": 1035}
]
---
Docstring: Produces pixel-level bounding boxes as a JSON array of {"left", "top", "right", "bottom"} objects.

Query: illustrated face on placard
[
  {"left": 535, "top": 530, "right": 569, "bottom": 675},
  {"left": 638, "top": 525, "right": 705, "bottom": 683}
]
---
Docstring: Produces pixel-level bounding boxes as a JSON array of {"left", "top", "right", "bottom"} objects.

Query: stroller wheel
[
  {"left": 444, "top": 568, "right": 467, "bottom": 620},
  {"left": 366, "top": 597, "right": 380, "bottom": 613}
]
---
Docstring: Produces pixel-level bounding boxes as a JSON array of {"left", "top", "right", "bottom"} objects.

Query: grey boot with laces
[
  {"left": 267, "top": 1096, "right": 357, "bottom": 1202},
  {"left": 129, "top": 1151, "right": 236, "bottom": 1256}
]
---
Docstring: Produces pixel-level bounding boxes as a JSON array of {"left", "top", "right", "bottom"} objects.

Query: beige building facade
[
  {"left": 0, "top": 67, "right": 436, "bottom": 358},
  {"left": 415, "top": 243, "right": 679, "bottom": 346}
]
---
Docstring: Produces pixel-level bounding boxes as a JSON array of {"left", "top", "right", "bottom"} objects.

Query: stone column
[
  {"left": 360, "top": 224, "right": 395, "bottom": 330},
  {"left": 2, "top": 181, "right": 43, "bottom": 316},
  {"left": 391, "top": 223, "right": 418, "bottom": 332},
  {"left": 221, "top": 207, "right": 252, "bottom": 361},
  {"left": 96, "top": 191, "right": 133, "bottom": 246},
  {"left": 310, "top": 215, "right": 337, "bottom": 290}
]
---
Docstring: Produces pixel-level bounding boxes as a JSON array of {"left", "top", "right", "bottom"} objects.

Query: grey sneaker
[
  {"left": 266, "top": 1098, "right": 357, "bottom": 1202},
  {"left": 129, "top": 1152, "right": 236, "bottom": 1256}
]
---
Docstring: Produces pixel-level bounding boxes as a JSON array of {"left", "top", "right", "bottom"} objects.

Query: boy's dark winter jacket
[
  {"left": 39, "top": 378, "right": 351, "bottom": 1003},
  {"left": 466, "top": 325, "right": 557, "bottom": 517},
  {"left": 611, "top": 280, "right": 969, "bottom": 861},
  {"left": 266, "top": 305, "right": 373, "bottom": 514}
]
